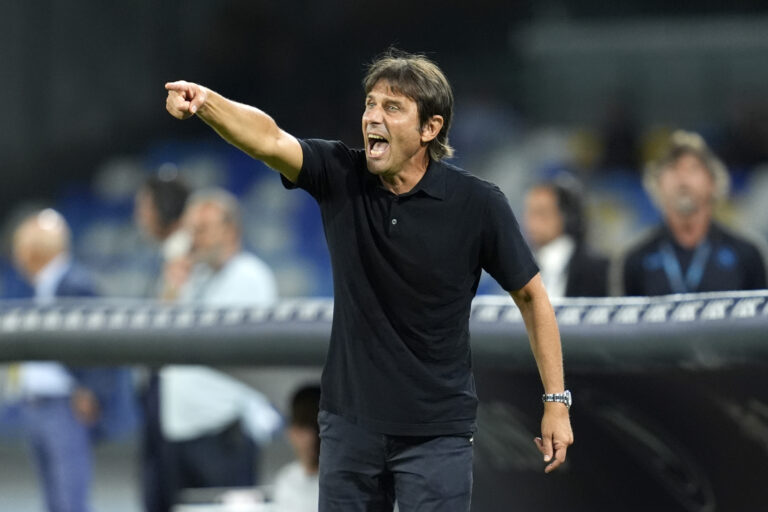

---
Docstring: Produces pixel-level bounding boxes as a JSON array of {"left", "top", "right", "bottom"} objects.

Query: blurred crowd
[{"left": 1, "top": 121, "right": 767, "bottom": 512}]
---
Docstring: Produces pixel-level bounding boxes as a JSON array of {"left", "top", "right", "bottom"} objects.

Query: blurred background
[{"left": 2, "top": 1, "right": 768, "bottom": 511}]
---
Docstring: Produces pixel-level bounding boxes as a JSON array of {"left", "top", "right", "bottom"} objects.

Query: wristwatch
[{"left": 542, "top": 390, "right": 572, "bottom": 409}]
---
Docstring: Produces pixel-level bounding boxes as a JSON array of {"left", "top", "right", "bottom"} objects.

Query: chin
[{"left": 365, "top": 158, "right": 387, "bottom": 175}]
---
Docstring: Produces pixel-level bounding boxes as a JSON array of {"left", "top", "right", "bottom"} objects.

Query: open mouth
[{"left": 367, "top": 134, "right": 390, "bottom": 158}]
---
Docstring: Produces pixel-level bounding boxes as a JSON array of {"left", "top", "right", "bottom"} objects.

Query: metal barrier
[{"left": 0, "top": 291, "right": 767, "bottom": 371}]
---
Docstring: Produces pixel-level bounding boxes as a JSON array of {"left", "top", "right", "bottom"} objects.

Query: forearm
[
  {"left": 511, "top": 278, "right": 565, "bottom": 393},
  {"left": 165, "top": 81, "right": 302, "bottom": 180},
  {"left": 197, "top": 91, "right": 284, "bottom": 162}
]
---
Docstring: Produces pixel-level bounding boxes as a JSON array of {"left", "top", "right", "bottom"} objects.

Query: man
[
  {"left": 155, "top": 188, "right": 281, "bottom": 511},
  {"left": 134, "top": 172, "right": 192, "bottom": 294},
  {"left": 165, "top": 50, "right": 573, "bottom": 512},
  {"left": 272, "top": 384, "right": 321, "bottom": 512},
  {"left": 162, "top": 188, "right": 277, "bottom": 304},
  {"left": 524, "top": 177, "right": 609, "bottom": 297},
  {"left": 133, "top": 173, "right": 190, "bottom": 512},
  {"left": 615, "top": 130, "right": 767, "bottom": 295},
  {"left": 11, "top": 209, "right": 135, "bottom": 512}
]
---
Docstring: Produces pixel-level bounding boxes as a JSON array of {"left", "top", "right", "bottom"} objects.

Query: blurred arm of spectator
[
  {"left": 70, "top": 387, "right": 100, "bottom": 426},
  {"left": 160, "top": 255, "right": 193, "bottom": 302}
]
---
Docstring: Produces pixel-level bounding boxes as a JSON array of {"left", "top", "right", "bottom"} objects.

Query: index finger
[{"left": 165, "top": 81, "right": 189, "bottom": 92}]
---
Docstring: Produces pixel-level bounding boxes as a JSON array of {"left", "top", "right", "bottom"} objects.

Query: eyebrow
[{"left": 366, "top": 91, "right": 405, "bottom": 103}]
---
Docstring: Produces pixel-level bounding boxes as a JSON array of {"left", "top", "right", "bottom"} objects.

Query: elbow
[{"left": 509, "top": 273, "right": 546, "bottom": 309}]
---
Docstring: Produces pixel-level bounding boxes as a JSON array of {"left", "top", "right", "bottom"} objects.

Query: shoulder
[
  {"left": 622, "top": 226, "right": 665, "bottom": 262},
  {"left": 441, "top": 161, "right": 507, "bottom": 208},
  {"left": 226, "top": 253, "right": 276, "bottom": 282},
  {"left": 443, "top": 161, "right": 496, "bottom": 191},
  {"left": 713, "top": 223, "right": 765, "bottom": 252},
  {"left": 712, "top": 222, "right": 768, "bottom": 266},
  {"left": 58, "top": 262, "right": 99, "bottom": 297}
]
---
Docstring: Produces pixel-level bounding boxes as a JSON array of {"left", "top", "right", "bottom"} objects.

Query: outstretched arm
[
  {"left": 510, "top": 273, "right": 574, "bottom": 473},
  {"left": 165, "top": 81, "right": 303, "bottom": 183}
]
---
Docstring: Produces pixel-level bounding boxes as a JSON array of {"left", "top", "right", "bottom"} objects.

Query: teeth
[{"left": 368, "top": 134, "right": 386, "bottom": 141}]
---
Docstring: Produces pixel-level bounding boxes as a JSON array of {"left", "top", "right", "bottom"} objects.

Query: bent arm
[{"left": 165, "top": 81, "right": 303, "bottom": 182}]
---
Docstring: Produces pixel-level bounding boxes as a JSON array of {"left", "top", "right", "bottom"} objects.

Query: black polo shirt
[{"left": 282, "top": 139, "right": 538, "bottom": 436}]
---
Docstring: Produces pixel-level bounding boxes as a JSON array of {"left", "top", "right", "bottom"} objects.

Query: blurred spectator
[
  {"left": 161, "top": 188, "right": 277, "bottom": 303},
  {"left": 524, "top": 177, "right": 609, "bottom": 297},
  {"left": 134, "top": 170, "right": 192, "bottom": 295},
  {"left": 9, "top": 209, "right": 136, "bottom": 512},
  {"left": 272, "top": 384, "right": 321, "bottom": 512},
  {"left": 154, "top": 188, "right": 281, "bottom": 511},
  {"left": 134, "top": 172, "right": 191, "bottom": 512},
  {"left": 613, "top": 130, "right": 768, "bottom": 295}
]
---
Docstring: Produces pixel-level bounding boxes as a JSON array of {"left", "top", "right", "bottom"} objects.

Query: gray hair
[
  {"left": 643, "top": 130, "right": 730, "bottom": 207},
  {"left": 185, "top": 188, "right": 242, "bottom": 231}
]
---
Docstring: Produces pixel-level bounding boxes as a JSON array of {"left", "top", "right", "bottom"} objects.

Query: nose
[{"left": 363, "top": 104, "right": 383, "bottom": 124}]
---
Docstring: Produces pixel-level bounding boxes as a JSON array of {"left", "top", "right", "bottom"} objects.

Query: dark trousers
[
  {"left": 142, "top": 374, "right": 257, "bottom": 512},
  {"left": 318, "top": 410, "right": 473, "bottom": 512},
  {"left": 21, "top": 397, "right": 92, "bottom": 512},
  {"left": 142, "top": 372, "right": 172, "bottom": 512}
]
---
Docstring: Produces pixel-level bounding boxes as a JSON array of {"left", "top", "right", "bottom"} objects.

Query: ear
[{"left": 420, "top": 115, "right": 444, "bottom": 144}]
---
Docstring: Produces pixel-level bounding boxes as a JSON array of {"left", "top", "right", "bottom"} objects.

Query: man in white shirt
[
  {"left": 157, "top": 188, "right": 281, "bottom": 510},
  {"left": 524, "top": 178, "right": 609, "bottom": 298}
]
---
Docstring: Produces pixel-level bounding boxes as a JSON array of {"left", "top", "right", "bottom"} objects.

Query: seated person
[{"left": 272, "top": 385, "right": 321, "bottom": 512}]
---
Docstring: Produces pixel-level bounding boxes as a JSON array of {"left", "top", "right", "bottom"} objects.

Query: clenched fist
[{"left": 165, "top": 81, "right": 208, "bottom": 120}]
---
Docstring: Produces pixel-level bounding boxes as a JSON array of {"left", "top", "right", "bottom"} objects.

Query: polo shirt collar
[
  {"left": 369, "top": 159, "right": 446, "bottom": 200},
  {"left": 410, "top": 159, "right": 446, "bottom": 200}
]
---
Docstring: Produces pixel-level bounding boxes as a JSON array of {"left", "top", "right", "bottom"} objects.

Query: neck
[
  {"left": 667, "top": 215, "right": 710, "bottom": 249},
  {"left": 209, "top": 245, "right": 239, "bottom": 271},
  {"left": 378, "top": 151, "right": 429, "bottom": 195}
]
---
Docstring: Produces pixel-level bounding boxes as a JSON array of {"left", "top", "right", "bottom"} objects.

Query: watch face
[{"left": 564, "top": 390, "right": 572, "bottom": 408}]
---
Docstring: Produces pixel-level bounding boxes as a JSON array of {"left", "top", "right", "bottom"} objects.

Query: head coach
[{"left": 165, "top": 49, "right": 573, "bottom": 512}]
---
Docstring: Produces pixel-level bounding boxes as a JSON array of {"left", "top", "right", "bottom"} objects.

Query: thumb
[
  {"left": 541, "top": 434, "right": 553, "bottom": 462},
  {"left": 188, "top": 88, "right": 207, "bottom": 114}
]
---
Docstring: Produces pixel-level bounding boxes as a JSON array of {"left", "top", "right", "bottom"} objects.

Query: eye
[
  {"left": 387, "top": 105, "right": 400, "bottom": 111},
  {"left": 366, "top": 101, "right": 375, "bottom": 109}
]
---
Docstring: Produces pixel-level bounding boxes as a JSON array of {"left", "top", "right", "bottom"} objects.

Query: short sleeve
[
  {"left": 281, "top": 138, "right": 359, "bottom": 202},
  {"left": 480, "top": 186, "right": 539, "bottom": 291}
]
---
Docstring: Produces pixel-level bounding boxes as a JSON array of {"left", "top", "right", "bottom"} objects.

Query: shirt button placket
[{"left": 388, "top": 197, "right": 399, "bottom": 235}]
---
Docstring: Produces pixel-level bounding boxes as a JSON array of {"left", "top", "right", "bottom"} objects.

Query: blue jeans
[
  {"left": 318, "top": 410, "right": 473, "bottom": 512},
  {"left": 21, "top": 396, "right": 92, "bottom": 512}
]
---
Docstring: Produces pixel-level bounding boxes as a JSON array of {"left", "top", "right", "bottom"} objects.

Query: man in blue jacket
[{"left": 11, "top": 208, "right": 136, "bottom": 512}]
